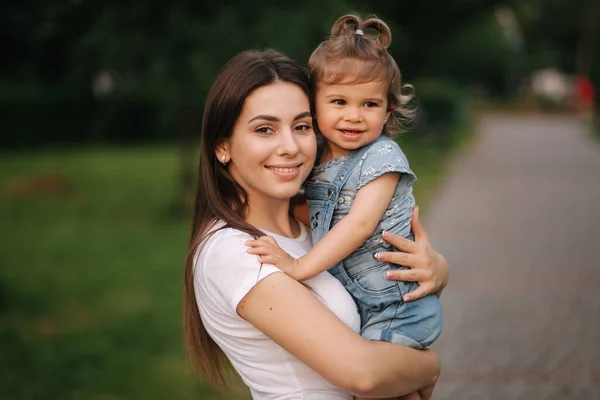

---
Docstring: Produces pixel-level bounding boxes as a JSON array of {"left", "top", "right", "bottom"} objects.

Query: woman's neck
[{"left": 244, "top": 197, "right": 299, "bottom": 238}]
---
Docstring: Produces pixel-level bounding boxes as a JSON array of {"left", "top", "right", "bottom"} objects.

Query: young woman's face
[
  {"left": 315, "top": 79, "right": 391, "bottom": 159},
  {"left": 221, "top": 82, "right": 316, "bottom": 204}
]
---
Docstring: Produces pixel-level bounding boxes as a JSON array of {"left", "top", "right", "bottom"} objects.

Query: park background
[{"left": 1, "top": 1, "right": 599, "bottom": 399}]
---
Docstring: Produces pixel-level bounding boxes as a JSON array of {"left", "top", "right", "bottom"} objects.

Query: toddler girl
[{"left": 248, "top": 14, "right": 443, "bottom": 355}]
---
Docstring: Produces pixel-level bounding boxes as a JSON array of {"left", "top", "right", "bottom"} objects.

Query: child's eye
[
  {"left": 364, "top": 102, "right": 379, "bottom": 108},
  {"left": 332, "top": 99, "right": 346, "bottom": 105},
  {"left": 256, "top": 126, "right": 274, "bottom": 135}
]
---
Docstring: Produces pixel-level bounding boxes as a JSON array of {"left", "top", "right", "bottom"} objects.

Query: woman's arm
[
  {"left": 376, "top": 206, "right": 449, "bottom": 301},
  {"left": 237, "top": 271, "right": 440, "bottom": 398}
]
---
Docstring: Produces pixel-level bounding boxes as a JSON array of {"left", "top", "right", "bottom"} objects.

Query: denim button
[
  {"left": 327, "top": 189, "right": 333, "bottom": 199},
  {"left": 338, "top": 197, "right": 344, "bottom": 204}
]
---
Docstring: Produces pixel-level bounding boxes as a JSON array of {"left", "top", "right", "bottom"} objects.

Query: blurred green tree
[{"left": 2, "top": 0, "right": 548, "bottom": 208}]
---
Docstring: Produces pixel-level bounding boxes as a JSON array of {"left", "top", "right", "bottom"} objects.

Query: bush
[
  {"left": 0, "top": 86, "right": 169, "bottom": 149},
  {"left": 409, "top": 79, "right": 471, "bottom": 145}
]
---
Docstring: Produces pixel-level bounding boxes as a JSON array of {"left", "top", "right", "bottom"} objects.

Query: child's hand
[{"left": 246, "top": 236, "right": 299, "bottom": 278}]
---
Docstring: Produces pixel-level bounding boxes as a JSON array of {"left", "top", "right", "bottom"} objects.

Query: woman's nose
[{"left": 277, "top": 129, "right": 300, "bottom": 156}]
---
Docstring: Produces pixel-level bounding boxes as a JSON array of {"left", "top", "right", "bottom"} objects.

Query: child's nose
[{"left": 344, "top": 107, "right": 363, "bottom": 122}]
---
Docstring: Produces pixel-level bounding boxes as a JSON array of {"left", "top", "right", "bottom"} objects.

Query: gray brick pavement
[{"left": 425, "top": 114, "right": 600, "bottom": 400}]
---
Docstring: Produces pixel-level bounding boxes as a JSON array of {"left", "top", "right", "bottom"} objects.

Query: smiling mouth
[
  {"left": 339, "top": 129, "right": 364, "bottom": 136},
  {"left": 266, "top": 165, "right": 301, "bottom": 173}
]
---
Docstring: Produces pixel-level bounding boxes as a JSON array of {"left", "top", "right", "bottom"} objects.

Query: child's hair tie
[{"left": 355, "top": 29, "right": 364, "bottom": 36}]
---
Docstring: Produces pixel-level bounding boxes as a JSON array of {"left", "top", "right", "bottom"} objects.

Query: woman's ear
[{"left": 215, "top": 141, "right": 230, "bottom": 165}]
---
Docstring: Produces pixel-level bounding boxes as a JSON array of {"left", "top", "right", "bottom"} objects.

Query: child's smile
[{"left": 315, "top": 79, "right": 391, "bottom": 160}]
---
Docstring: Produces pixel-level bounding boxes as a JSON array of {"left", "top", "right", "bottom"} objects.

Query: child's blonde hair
[{"left": 308, "top": 14, "right": 416, "bottom": 137}]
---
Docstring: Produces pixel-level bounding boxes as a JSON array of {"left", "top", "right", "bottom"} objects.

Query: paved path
[{"left": 426, "top": 114, "right": 600, "bottom": 399}]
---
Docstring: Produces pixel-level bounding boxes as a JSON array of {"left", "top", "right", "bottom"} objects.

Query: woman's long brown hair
[{"left": 183, "top": 49, "right": 312, "bottom": 391}]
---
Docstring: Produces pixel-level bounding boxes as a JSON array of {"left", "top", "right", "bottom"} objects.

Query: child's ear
[
  {"left": 385, "top": 109, "right": 393, "bottom": 124},
  {"left": 386, "top": 102, "right": 395, "bottom": 122}
]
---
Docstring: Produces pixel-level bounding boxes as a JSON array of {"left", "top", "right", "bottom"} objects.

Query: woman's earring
[{"left": 221, "top": 154, "right": 227, "bottom": 165}]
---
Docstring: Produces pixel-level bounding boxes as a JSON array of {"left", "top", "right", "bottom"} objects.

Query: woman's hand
[
  {"left": 375, "top": 206, "right": 449, "bottom": 301},
  {"left": 397, "top": 381, "right": 436, "bottom": 400}
]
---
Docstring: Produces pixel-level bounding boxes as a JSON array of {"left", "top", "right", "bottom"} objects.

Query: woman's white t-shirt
[{"left": 194, "top": 221, "right": 361, "bottom": 399}]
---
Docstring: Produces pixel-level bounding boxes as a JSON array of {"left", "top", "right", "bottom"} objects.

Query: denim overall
[{"left": 305, "top": 137, "right": 443, "bottom": 349}]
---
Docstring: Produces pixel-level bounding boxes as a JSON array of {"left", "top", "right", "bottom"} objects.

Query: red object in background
[{"left": 575, "top": 75, "right": 595, "bottom": 107}]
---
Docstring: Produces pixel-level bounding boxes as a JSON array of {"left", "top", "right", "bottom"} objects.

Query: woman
[{"left": 183, "top": 49, "right": 448, "bottom": 399}]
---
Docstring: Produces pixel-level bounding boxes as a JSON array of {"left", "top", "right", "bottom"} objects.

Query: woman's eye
[
  {"left": 256, "top": 127, "right": 273, "bottom": 135},
  {"left": 332, "top": 99, "right": 345, "bottom": 105},
  {"left": 295, "top": 124, "right": 312, "bottom": 133}
]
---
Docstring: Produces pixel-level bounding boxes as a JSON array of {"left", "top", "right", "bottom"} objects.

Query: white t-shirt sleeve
[{"left": 198, "top": 228, "right": 282, "bottom": 312}]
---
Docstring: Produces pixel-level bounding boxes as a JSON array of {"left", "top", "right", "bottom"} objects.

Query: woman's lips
[{"left": 265, "top": 164, "right": 302, "bottom": 179}]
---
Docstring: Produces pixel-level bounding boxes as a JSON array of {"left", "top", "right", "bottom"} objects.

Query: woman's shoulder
[
  {"left": 194, "top": 222, "right": 272, "bottom": 311},
  {"left": 194, "top": 222, "right": 257, "bottom": 273}
]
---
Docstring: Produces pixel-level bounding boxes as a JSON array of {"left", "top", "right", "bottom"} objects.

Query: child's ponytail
[{"left": 361, "top": 17, "right": 392, "bottom": 50}]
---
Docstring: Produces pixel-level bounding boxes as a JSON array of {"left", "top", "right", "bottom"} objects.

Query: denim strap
[{"left": 332, "top": 136, "right": 386, "bottom": 192}]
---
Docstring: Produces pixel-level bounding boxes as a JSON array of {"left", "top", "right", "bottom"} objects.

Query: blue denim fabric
[{"left": 304, "top": 136, "right": 443, "bottom": 348}]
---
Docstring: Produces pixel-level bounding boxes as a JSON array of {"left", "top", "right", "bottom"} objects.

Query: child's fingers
[
  {"left": 258, "top": 255, "right": 278, "bottom": 265},
  {"left": 246, "top": 239, "right": 264, "bottom": 247},
  {"left": 247, "top": 246, "right": 274, "bottom": 256},
  {"left": 246, "top": 238, "right": 275, "bottom": 248}
]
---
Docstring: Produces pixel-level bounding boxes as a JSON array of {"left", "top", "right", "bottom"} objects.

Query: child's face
[{"left": 315, "top": 79, "right": 391, "bottom": 159}]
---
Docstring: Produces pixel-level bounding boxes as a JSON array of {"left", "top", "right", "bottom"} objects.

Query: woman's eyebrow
[
  {"left": 248, "top": 114, "right": 279, "bottom": 123},
  {"left": 293, "top": 111, "right": 311, "bottom": 120},
  {"left": 248, "top": 111, "right": 311, "bottom": 123}
]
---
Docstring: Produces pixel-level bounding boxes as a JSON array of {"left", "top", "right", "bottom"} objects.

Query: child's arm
[
  {"left": 295, "top": 172, "right": 400, "bottom": 279},
  {"left": 247, "top": 172, "right": 401, "bottom": 280}
]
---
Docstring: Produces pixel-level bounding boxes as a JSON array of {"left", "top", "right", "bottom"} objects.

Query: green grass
[
  {"left": 0, "top": 146, "right": 249, "bottom": 399},
  {"left": 0, "top": 132, "right": 470, "bottom": 399}
]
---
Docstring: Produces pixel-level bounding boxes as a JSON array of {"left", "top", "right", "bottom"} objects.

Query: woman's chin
[{"left": 265, "top": 182, "right": 303, "bottom": 201}]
